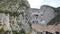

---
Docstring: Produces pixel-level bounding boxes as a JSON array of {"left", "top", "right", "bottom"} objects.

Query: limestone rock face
[
  {"left": 0, "top": 13, "right": 11, "bottom": 31},
  {"left": 0, "top": 0, "right": 30, "bottom": 34},
  {"left": 25, "top": 5, "right": 56, "bottom": 25},
  {"left": 39, "top": 5, "right": 56, "bottom": 25},
  {"left": 0, "top": 5, "right": 59, "bottom": 34}
]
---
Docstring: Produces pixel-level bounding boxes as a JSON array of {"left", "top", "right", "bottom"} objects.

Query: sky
[{"left": 28, "top": 0, "right": 60, "bottom": 9}]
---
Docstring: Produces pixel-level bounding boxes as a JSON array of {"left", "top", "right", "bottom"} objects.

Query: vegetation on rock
[{"left": 0, "top": 10, "right": 23, "bottom": 16}]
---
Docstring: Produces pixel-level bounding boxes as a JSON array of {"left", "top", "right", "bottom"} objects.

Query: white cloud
[
  {"left": 46, "top": 0, "right": 59, "bottom": 7},
  {"left": 28, "top": 0, "right": 60, "bottom": 8},
  {"left": 41, "top": 0, "right": 58, "bottom": 7},
  {"left": 28, "top": 0, "right": 43, "bottom": 8},
  {"left": 48, "top": 2, "right": 58, "bottom": 7}
]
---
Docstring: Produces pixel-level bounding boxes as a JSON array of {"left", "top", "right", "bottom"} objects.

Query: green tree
[{"left": 19, "top": 28, "right": 25, "bottom": 34}]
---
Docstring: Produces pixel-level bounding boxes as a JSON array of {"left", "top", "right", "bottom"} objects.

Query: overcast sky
[{"left": 28, "top": 0, "right": 60, "bottom": 9}]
